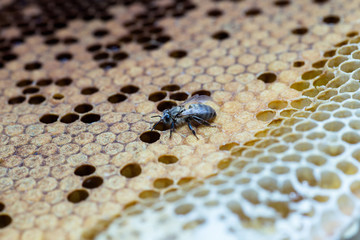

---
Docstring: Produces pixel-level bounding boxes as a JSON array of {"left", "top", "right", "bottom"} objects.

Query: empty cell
[{"left": 340, "top": 61, "right": 360, "bottom": 73}]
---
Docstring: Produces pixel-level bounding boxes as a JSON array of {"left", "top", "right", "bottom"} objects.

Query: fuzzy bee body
[{"left": 151, "top": 95, "right": 216, "bottom": 139}]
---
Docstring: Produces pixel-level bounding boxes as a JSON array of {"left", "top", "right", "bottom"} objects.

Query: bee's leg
[
  {"left": 191, "top": 116, "right": 215, "bottom": 127},
  {"left": 186, "top": 119, "right": 198, "bottom": 139},
  {"left": 169, "top": 121, "right": 175, "bottom": 139},
  {"left": 151, "top": 120, "right": 161, "bottom": 131}
]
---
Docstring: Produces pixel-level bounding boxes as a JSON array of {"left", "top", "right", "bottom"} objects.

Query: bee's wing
[{"left": 180, "top": 94, "right": 212, "bottom": 107}]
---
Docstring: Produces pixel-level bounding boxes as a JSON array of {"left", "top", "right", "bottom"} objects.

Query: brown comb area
[{"left": 0, "top": 0, "right": 359, "bottom": 239}]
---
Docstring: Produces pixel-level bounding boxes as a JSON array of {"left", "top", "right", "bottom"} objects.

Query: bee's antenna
[{"left": 151, "top": 115, "right": 162, "bottom": 118}]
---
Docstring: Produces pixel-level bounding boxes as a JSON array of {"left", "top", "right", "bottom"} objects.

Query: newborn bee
[{"left": 151, "top": 94, "right": 216, "bottom": 139}]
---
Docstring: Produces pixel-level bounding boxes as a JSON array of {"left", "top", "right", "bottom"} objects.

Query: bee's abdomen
[{"left": 189, "top": 104, "right": 216, "bottom": 120}]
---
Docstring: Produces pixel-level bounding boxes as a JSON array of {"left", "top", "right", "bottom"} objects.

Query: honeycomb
[{"left": 1, "top": 0, "right": 360, "bottom": 239}]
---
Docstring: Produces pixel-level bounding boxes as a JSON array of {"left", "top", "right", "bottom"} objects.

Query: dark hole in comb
[
  {"left": 63, "top": 37, "right": 78, "bottom": 44},
  {"left": 36, "top": 79, "right": 53, "bottom": 86},
  {"left": 23, "top": 87, "right": 39, "bottom": 94},
  {"left": 74, "top": 164, "right": 96, "bottom": 176},
  {"left": 120, "top": 163, "right": 142, "bottom": 178},
  {"left": 192, "top": 90, "right": 211, "bottom": 96},
  {"left": 274, "top": 0, "right": 291, "bottom": 6},
  {"left": 8, "top": 96, "right": 25, "bottom": 105},
  {"left": 16, "top": 79, "right": 33, "bottom": 87},
  {"left": 99, "top": 62, "right": 117, "bottom": 70},
  {"left": 293, "top": 61, "right": 305, "bottom": 67},
  {"left": 53, "top": 94, "right": 64, "bottom": 100},
  {"left": 10, "top": 37, "right": 24, "bottom": 45},
  {"left": 292, "top": 27, "right": 308, "bottom": 35},
  {"left": 212, "top": 31, "right": 230, "bottom": 40},
  {"left": 74, "top": 104, "right": 93, "bottom": 113},
  {"left": 156, "top": 35, "right": 171, "bottom": 43},
  {"left": 149, "top": 26, "right": 163, "bottom": 34},
  {"left": 0, "top": 203, "right": 4, "bottom": 212},
  {"left": 257, "top": 72, "right": 277, "bottom": 83},
  {"left": 169, "top": 50, "right": 187, "bottom": 59},
  {"left": 24, "top": 61, "right": 42, "bottom": 71},
  {"left": 101, "top": 14, "right": 113, "bottom": 21},
  {"left": 140, "top": 131, "right": 160, "bottom": 143},
  {"left": 119, "top": 35, "right": 133, "bottom": 43},
  {"left": 207, "top": 9, "right": 223, "bottom": 17},
  {"left": 93, "top": 52, "right": 109, "bottom": 61},
  {"left": 170, "top": 92, "right": 188, "bottom": 101},
  {"left": 113, "top": 52, "right": 129, "bottom": 61},
  {"left": 161, "top": 84, "right": 180, "bottom": 92},
  {"left": 2, "top": 53, "right": 17, "bottom": 62},
  {"left": 55, "top": 78, "right": 72, "bottom": 86},
  {"left": 108, "top": 94, "right": 127, "bottom": 103},
  {"left": 157, "top": 101, "right": 177, "bottom": 112},
  {"left": 130, "top": 29, "right": 143, "bottom": 35},
  {"left": 81, "top": 113, "right": 101, "bottom": 123},
  {"left": 106, "top": 43, "right": 120, "bottom": 51},
  {"left": 67, "top": 189, "right": 89, "bottom": 203},
  {"left": 153, "top": 122, "right": 170, "bottom": 131},
  {"left": 313, "top": 0, "right": 329, "bottom": 4},
  {"left": 56, "top": 52, "right": 73, "bottom": 62},
  {"left": 60, "top": 113, "right": 79, "bottom": 124},
  {"left": 323, "top": 15, "right": 340, "bottom": 24},
  {"left": 136, "top": 36, "right": 151, "bottom": 44},
  {"left": 54, "top": 21, "right": 67, "bottom": 29},
  {"left": 245, "top": 8, "right": 262, "bottom": 16},
  {"left": 82, "top": 176, "right": 103, "bottom": 189},
  {"left": 39, "top": 114, "right": 59, "bottom": 124},
  {"left": 81, "top": 87, "right": 99, "bottom": 95},
  {"left": 143, "top": 44, "right": 160, "bottom": 51},
  {"left": 93, "top": 29, "right": 109, "bottom": 37},
  {"left": 87, "top": 44, "right": 102, "bottom": 52},
  {"left": 149, "top": 91, "right": 167, "bottom": 102},
  {"left": 28, "top": 95, "right": 46, "bottom": 104},
  {"left": 121, "top": 85, "right": 139, "bottom": 94},
  {"left": 45, "top": 38, "right": 59, "bottom": 45},
  {"left": 0, "top": 214, "right": 12, "bottom": 228}
]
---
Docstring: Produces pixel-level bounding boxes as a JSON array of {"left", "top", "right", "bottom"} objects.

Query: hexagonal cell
[
  {"left": 319, "top": 171, "right": 341, "bottom": 189},
  {"left": 317, "top": 89, "right": 338, "bottom": 100},
  {"left": 313, "top": 72, "right": 335, "bottom": 87},
  {"left": 319, "top": 144, "right": 345, "bottom": 156},
  {"left": 120, "top": 163, "right": 142, "bottom": 178},
  {"left": 301, "top": 70, "right": 323, "bottom": 80},
  {"left": 290, "top": 98, "right": 312, "bottom": 109},
  {"left": 327, "top": 56, "right": 348, "bottom": 68},
  {"left": 306, "top": 155, "right": 327, "bottom": 166},
  {"left": 340, "top": 61, "right": 360, "bottom": 73},
  {"left": 296, "top": 167, "right": 317, "bottom": 186},
  {"left": 67, "top": 189, "right": 89, "bottom": 203},
  {"left": 256, "top": 110, "right": 276, "bottom": 121},
  {"left": 154, "top": 178, "right": 174, "bottom": 189},
  {"left": 268, "top": 100, "right": 287, "bottom": 110},
  {"left": 294, "top": 142, "right": 313, "bottom": 152},
  {"left": 338, "top": 45, "right": 358, "bottom": 55},
  {"left": 290, "top": 81, "right": 310, "bottom": 91},
  {"left": 312, "top": 59, "right": 328, "bottom": 68},
  {"left": 333, "top": 110, "right": 352, "bottom": 118},
  {"left": 337, "top": 161, "right": 358, "bottom": 175}
]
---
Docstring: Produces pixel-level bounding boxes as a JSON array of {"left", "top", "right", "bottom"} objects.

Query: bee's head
[{"left": 162, "top": 110, "right": 171, "bottom": 124}]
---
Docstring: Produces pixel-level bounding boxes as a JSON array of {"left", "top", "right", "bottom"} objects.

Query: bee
[{"left": 151, "top": 94, "right": 216, "bottom": 139}]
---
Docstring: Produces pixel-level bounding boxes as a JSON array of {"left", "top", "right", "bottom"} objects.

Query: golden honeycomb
[{"left": 1, "top": 0, "right": 360, "bottom": 239}]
